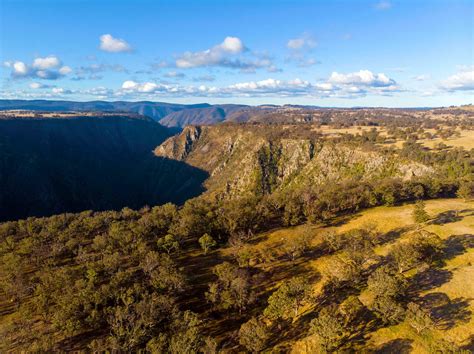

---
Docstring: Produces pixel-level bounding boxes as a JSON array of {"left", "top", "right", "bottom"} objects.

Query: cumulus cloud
[
  {"left": 32, "top": 56, "right": 61, "bottom": 70},
  {"left": 175, "top": 36, "right": 245, "bottom": 68},
  {"left": 328, "top": 70, "right": 395, "bottom": 87},
  {"left": 99, "top": 34, "right": 132, "bottom": 53},
  {"left": 440, "top": 68, "right": 474, "bottom": 91},
  {"left": 173, "top": 37, "right": 277, "bottom": 72},
  {"left": 115, "top": 70, "right": 400, "bottom": 99},
  {"left": 4, "top": 56, "right": 71, "bottom": 80}
]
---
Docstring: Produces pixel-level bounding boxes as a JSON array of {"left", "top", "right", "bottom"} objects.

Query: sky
[{"left": 0, "top": 0, "right": 473, "bottom": 106}]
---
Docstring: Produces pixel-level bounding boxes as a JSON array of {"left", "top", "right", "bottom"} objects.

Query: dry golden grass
[
  {"left": 227, "top": 198, "right": 474, "bottom": 353},
  {"left": 419, "top": 129, "right": 474, "bottom": 150}
]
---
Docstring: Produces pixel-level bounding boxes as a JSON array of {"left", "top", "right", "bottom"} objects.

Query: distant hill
[
  {"left": 158, "top": 104, "right": 247, "bottom": 127},
  {"left": 0, "top": 112, "right": 208, "bottom": 221},
  {"left": 0, "top": 100, "right": 249, "bottom": 128}
]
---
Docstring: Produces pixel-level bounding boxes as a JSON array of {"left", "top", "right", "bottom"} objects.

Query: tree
[
  {"left": 157, "top": 234, "right": 180, "bottom": 255},
  {"left": 411, "top": 231, "right": 444, "bottom": 264},
  {"left": 456, "top": 180, "right": 474, "bottom": 201},
  {"left": 367, "top": 266, "right": 408, "bottom": 299},
  {"left": 389, "top": 241, "right": 422, "bottom": 273},
  {"left": 199, "top": 233, "right": 217, "bottom": 254},
  {"left": 412, "top": 200, "right": 430, "bottom": 224},
  {"left": 406, "top": 302, "right": 435, "bottom": 334},
  {"left": 238, "top": 317, "right": 269, "bottom": 352},
  {"left": 283, "top": 232, "right": 312, "bottom": 262},
  {"left": 367, "top": 266, "right": 408, "bottom": 324},
  {"left": 107, "top": 292, "right": 174, "bottom": 350},
  {"left": 169, "top": 311, "right": 203, "bottom": 354},
  {"left": 140, "top": 251, "right": 186, "bottom": 292},
  {"left": 309, "top": 304, "right": 346, "bottom": 351},
  {"left": 264, "top": 276, "right": 311, "bottom": 320},
  {"left": 206, "top": 262, "right": 253, "bottom": 313},
  {"left": 339, "top": 295, "right": 366, "bottom": 325}
]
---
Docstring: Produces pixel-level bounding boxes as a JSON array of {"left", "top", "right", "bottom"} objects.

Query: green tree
[
  {"left": 169, "top": 311, "right": 203, "bottom": 354},
  {"left": 157, "top": 234, "right": 180, "bottom": 255},
  {"left": 206, "top": 262, "right": 253, "bottom": 313},
  {"left": 238, "top": 317, "right": 269, "bottom": 352},
  {"left": 283, "top": 232, "right": 312, "bottom": 262},
  {"left": 367, "top": 266, "right": 408, "bottom": 324},
  {"left": 412, "top": 200, "right": 430, "bottom": 224},
  {"left": 457, "top": 180, "right": 474, "bottom": 201},
  {"left": 264, "top": 276, "right": 311, "bottom": 320},
  {"left": 406, "top": 302, "right": 435, "bottom": 334},
  {"left": 199, "top": 233, "right": 217, "bottom": 254},
  {"left": 309, "top": 304, "right": 346, "bottom": 352}
]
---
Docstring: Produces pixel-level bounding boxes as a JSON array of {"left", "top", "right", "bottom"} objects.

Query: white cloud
[
  {"left": 51, "top": 87, "right": 73, "bottom": 95},
  {"left": 116, "top": 70, "right": 400, "bottom": 99},
  {"left": 328, "top": 70, "right": 395, "bottom": 87},
  {"left": 287, "top": 34, "right": 316, "bottom": 50},
  {"left": 99, "top": 34, "right": 132, "bottom": 53},
  {"left": 286, "top": 33, "right": 318, "bottom": 67},
  {"left": 375, "top": 1, "right": 392, "bottom": 10},
  {"left": 219, "top": 36, "right": 244, "bottom": 53},
  {"left": 440, "top": 68, "right": 474, "bottom": 91},
  {"left": 13, "top": 61, "right": 29, "bottom": 76},
  {"left": 5, "top": 56, "right": 71, "bottom": 80},
  {"left": 32, "top": 56, "right": 61, "bottom": 70},
  {"left": 59, "top": 66, "right": 72, "bottom": 75},
  {"left": 29, "top": 82, "right": 53, "bottom": 89},
  {"left": 121, "top": 80, "right": 159, "bottom": 93},
  {"left": 176, "top": 36, "right": 245, "bottom": 69}
]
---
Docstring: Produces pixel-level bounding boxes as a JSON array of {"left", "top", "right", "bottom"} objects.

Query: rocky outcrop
[{"left": 154, "top": 124, "right": 434, "bottom": 199}]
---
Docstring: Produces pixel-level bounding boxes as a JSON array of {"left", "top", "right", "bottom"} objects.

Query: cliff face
[
  {"left": 155, "top": 124, "right": 433, "bottom": 198},
  {"left": 0, "top": 115, "right": 207, "bottom": 221}
]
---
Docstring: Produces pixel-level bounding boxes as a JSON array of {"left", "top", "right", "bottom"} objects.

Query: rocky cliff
[{"left": 155, "top": 124, "right": 433, "bottom": 199}]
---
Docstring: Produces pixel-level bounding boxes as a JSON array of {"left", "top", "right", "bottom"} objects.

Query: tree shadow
[
  {"left": 372, "top": 338, "right": 413, "bottom": 354},
  {"left": 461, "top": 334, "right": 474, "bottom": 351},
  {"left": 419, "top": 292, "right": 472, "bottom": 330},
  {"left": 444, "top": 234, "right": 474, "bottom": 260},
  {"left": 408, "top": 268, "right": 452, "bottom": 294},
  {"left": 431, "top": 297, "right": 472, "bottom": 330},
  {"left": 429, "top": 209, "right": 474, "bottom": 225},
  {"left": 378, "top": 226, "right": 413, "bottom": 246}
]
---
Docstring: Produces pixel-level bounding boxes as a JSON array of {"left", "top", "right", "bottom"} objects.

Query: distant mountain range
[{"left": 0, "top": 99, "right": 250, "bottom": 128}]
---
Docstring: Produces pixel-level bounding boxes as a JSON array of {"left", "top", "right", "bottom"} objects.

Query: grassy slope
[
  {"left": 1, "top": 199, "right": 471, "bottom": 351},
  {"left": 219, "top": 198, "right": 473, "bottom": 352}
]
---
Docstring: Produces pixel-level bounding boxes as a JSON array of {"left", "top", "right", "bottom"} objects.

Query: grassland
[
  {"left": 319, "top": 125, "right": 474, "bottom": 151},
  {"left": 213, "top": 198, "right": 474, "bottom": 352}
]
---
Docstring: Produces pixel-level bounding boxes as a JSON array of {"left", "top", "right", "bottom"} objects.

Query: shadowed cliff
[{"left": 0, "top": 115, "right": 208, "bottom": 221}]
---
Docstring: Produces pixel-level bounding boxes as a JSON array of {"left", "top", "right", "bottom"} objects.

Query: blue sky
[{"left": 1, "top": 0, "right": 473, "bottom": 106}]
